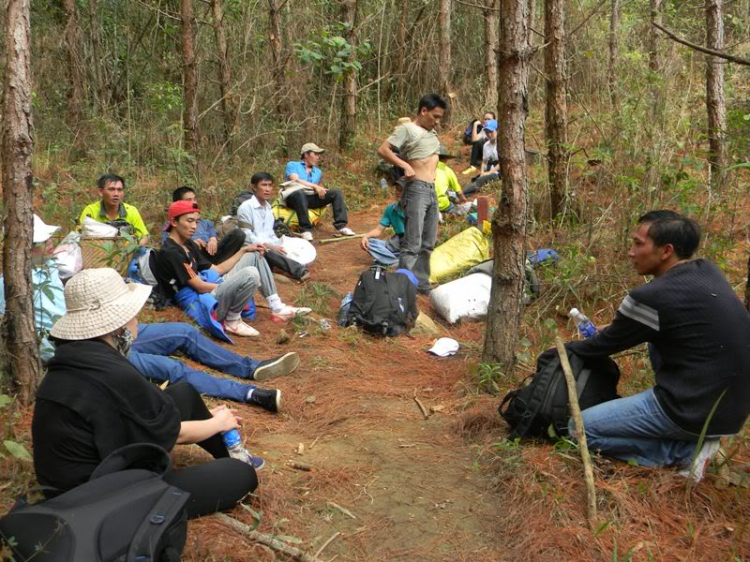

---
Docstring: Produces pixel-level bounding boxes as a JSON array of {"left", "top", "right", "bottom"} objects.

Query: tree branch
[{"left": 653, "top": 22, "right": 750, "bottom": 66}]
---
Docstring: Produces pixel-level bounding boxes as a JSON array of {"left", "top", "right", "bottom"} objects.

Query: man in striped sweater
[{"left": 567, "top": 210, "right": 750, "bottom": 481}]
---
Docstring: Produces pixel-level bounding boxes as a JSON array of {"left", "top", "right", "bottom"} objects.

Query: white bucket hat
[
  {"left": 33, "top": 214, "right": 61, "bottom": 244},
  {"left": 51, "top": 268, "right": 151, "bottom": 340}
]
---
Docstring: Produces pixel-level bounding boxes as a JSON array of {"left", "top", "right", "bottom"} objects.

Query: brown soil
[{"left": 176, "top": 207, "right": 505, "bottom": 561}]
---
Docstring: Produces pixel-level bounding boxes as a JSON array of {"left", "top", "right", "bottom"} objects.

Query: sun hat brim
[{"left": 50, "top": 282, "right": 152, "bottom": 341}]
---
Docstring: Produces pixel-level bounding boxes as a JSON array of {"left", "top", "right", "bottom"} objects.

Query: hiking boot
[
  {"left": 677, "top": 439, "right": 721, "bottom": 482},
  {"left": 252, "top": 352, "right": 300, "bottom": 381},
  {"left": 300, "top": 231, "right": 313, "bottom": 241},
  {"left": 338, "top": 227, "right": 356, "bottom": 236},
  {"left": 300, "top": 272, "right": 311, "bottom": 282},
  {"left": 462, "top": 165, "right": 478, "bottom": 175},
  {"left": 271, "top": 305, "right": 312, "bottom": 322},
  {"left": 247, "top": 388, "right": 281, "bottom": 413},
  {"left": 225, "top": 320, "right": 260, "bottom": 337}
]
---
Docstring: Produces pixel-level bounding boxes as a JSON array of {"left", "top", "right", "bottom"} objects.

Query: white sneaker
[
  {"left": 678, "top": 439, "right": 721, "bottom": 482},
  {"left": 300, "top": 231, "right": 313, "bottom": 241},
  {"left": 338, "top": 227, "right": 356, "bottom": 236},
  {"left": 225, "top": 320, "right": 260, "bottom": 337},
  {"left": 272, "top": 305, "right": 312, "bottom": 321}
]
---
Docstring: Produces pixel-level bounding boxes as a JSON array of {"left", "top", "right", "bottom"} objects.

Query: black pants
[
  {"left": 470, "top": 140, "right": 484, "bottom": 167},
  {"left": 285, "top": 189, "right": 348, "bottom": 232},
  {"left": 200, "top": 228, "right": 246, "bottom": 265},
  {"left": 265, "top": 249, "right": 308, "bottom": 280},
  {"left": 162, "top": 382, "right": 258, "bottom": 519},
  {"left": 462, "top": 172, "right": 500, "bottom": 198}
]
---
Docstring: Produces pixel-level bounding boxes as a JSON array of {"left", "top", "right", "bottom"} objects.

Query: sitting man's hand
[
  {"left": 457, "top": 193, "right": 468, "bottom": 204},
  {"left": 269, "top": 243, "right": 286, "bottom": 255},
  {"left": 194, "top": 239, "right": 207, "bottom": 249},
  {"left": 245, "top": 243, "right": 266, "bottom": 255},
  {"left": 206, "top": 237, "right": 218, "bottom": 256},
  {"left": 313, "top": 185, "right": 328, "bottom": 199},
  {"left": 360, "top": 236, "right": 371, "bottom": 251}
]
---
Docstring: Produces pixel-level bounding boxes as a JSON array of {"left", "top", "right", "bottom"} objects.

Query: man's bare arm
[{"left": 377, "top": 141, "right": 415, "bottom": 179}]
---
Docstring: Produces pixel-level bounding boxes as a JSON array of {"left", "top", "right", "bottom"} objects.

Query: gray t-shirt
[{"left": 386, "top": 122, "right": 440, "bottom": 161}]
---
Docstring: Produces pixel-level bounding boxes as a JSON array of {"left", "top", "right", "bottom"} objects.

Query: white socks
[{"left": 266, "top": 293, "right": 285, "bottom": 313}]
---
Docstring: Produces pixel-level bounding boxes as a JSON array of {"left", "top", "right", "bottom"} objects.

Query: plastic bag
[
  {"left": 53, "top": 232, "right": 83, "bottom": 281},
  {"left": 429, "top": 227, "right": 489, "bottom": 284},
  {"left": 430, "top": 273, "right": 492, "bottom": 324},
  {"left": 281, "top": 236, "right": 317, "bottom": 266}
]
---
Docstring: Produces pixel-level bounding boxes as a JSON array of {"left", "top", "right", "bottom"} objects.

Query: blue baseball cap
[{"left": 483, "top": 119, "right": 498, "bottom": 132}]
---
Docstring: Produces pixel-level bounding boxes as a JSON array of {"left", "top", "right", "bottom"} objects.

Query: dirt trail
[{"left": 181, "top": 208, "right": 507, "bottom": 561}]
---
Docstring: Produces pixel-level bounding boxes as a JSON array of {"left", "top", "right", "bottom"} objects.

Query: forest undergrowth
[{"left": 1, "top": 107, "right": 749, "bottom": 559}]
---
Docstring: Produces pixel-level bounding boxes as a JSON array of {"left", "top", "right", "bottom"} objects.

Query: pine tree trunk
[
  {"left": 645, "top": 0, "right": 663, "bottom": 195},
  {"left": 212, "top": 0, "right": 233, "bottom": 151},
  {"left": 181, "top": 0, "right": 199, "bottom": 159},
  {"left": 608, "top": 0, "right": 619, "bottom": 107},
  {"left": 339, "top": 0, "right": 358, "bottom": 150},
  {"left": 88, "top": 0, "right": 105, "bottom": 110},
  {"left": 2, "top": 0, "right": 42, "bottom": 405},
  {"left": 483, "top": 0, "right": 530, "bottom": 370},
  {"left": 394, "top": 0, "right": 409, "bottom": 100},
  {"left": 705, "top": 0, "right": 726, "bottom": 188},
  {"left": 268, "top": 0, "right": 289, "bottom": 153},
  {"left": 528, "top": 0, "right": 536, "bottom": 45},
  {"left": 62, "top": 0, "right": 84, "bottom": 123},
  {"left": 484, "top": 0, "right": 498, "bottom": 108},
  {"left": 438, "top": 0, "right": 452, "bottom": 123},
  {"left": 544, "top": 0, "right": 568, "bottom": 218}
]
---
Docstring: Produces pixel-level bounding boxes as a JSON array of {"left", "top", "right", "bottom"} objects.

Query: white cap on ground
[{"left": 428, "top": 337, "right": 460, "bottom": 357}]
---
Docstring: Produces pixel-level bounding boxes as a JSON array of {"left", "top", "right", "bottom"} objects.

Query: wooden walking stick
[{"left": 555, "top": 336, "right": 598, "bottom": 531}]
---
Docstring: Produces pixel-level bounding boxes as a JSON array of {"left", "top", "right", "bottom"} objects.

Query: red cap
[{"left": 165, "top": 200, "right": 200, "bottom": 231}]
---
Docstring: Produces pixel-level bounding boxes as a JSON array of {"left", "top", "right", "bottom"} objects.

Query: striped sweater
[{"left": 568, "top": 259, "right": 750, "bottom": 435}]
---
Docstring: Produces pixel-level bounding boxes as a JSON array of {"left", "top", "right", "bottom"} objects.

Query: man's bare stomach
[{"left": 407, "top": 155, "right": 439, "bottom": 182}]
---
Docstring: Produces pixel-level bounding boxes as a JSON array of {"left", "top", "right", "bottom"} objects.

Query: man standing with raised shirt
[{"left": 377, "top": 93, "right": 447, "bottom": 294}]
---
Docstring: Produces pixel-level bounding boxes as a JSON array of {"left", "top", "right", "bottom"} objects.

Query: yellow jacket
[{"left": 434, "top": 161, "right": 463, "bottom": 211}]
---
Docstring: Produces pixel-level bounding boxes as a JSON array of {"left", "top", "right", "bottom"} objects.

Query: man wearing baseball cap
[
  {"left": 283, "top": 143, "right": 355, "bottom": 241},
  {"left": 152, "top": 200, "right": 309, "bottom": 337}
]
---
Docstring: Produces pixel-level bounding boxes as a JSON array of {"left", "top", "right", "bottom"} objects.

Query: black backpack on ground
[
  {"left": 0, "top": 443, "right": 189, "bottom": 562},
  {"left": 344, "top": 265, "right": 417, "bottom": 337},
  {"left": 499, "top": 347, "right": 620, "bottom": 440}
]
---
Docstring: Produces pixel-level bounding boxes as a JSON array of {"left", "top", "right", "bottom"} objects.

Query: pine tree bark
[
  {"left": 483, "top": 0, "right": 530, "bottom": 370},
  {"left": 212, "top": 0, "right": 234, "bottom": 150},
  {"left": 62, "top": 0, "right": 84, "bottom": 123},
  {"left": 394, "top": 0, "right": 409, "bottom": 100},
  {"left": 339, "top": 0, "right": 358, "bottom": 150},
  {"left": 544, "top": 0, "right": 568, "bottom": 218},
  {"left": 705, "top": 0, "right": 726, "bottom": 188},
  {"left": 438, "top": 0, "right": 452, "bottom": 123},
  {"left": 608, "top": 0, "right": 619, "bottom": 107},
  {"left": 181, "top": 0, "right": 199, "bottom": 159},
  {"left": 2, "top": 0, "right": 42, "bottom": 405},
  {"left": 267, "top": 0, "right": 289, "bottom": 143},
  {"left": 645, "top": 0, "right": 663, "bottom": 195},
  {"left": 88, "top": 0, "right": 105, "bottom": 110},
  {"left": 484, "top": 0, "right": 499, "bottom": 108}
]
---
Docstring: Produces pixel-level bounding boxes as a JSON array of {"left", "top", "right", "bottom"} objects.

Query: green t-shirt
[{"left": 379, "top": 203, "right": 405, "bottom": 235}]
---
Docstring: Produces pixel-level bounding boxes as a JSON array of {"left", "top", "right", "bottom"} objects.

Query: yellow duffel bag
[
  {"left": 429, "top": 226, "right": 490, "bottom": 284},
  {"left": 271, "top": 199, "right": 327, "bottom": 229}
]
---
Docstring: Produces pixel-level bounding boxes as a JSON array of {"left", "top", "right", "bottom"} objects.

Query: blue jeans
[
  {"left": 569, "top": 388, "right": 707, "bottom": 467},
  {"left": 130, "top": 323, "right": 260, "bottom": 403}
]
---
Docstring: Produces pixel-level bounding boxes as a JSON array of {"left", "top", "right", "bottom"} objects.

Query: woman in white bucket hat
[{"left": 32, "top": 268, "right": 259, "bottom": 519}]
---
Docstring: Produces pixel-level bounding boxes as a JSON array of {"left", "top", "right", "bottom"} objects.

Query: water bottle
[
  {"left": 570, "top": 308, "right": 597, "bottom": 338},
  {"left": 338, "top": 292, "right": 353, "bottom": 327},
  {"left": 223, "top": 429, "right": 252, "bottom": 463},
  {"left": 380, "top": 178, "right": 389, "bottom": 190}
]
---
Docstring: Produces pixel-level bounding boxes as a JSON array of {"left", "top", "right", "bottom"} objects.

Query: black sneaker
[
  {"left": 252, "top": 352, "right": 300, "bottom": 382},
  {"left": 247, "top": 388, "right": 281, "bottom": 413}
]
